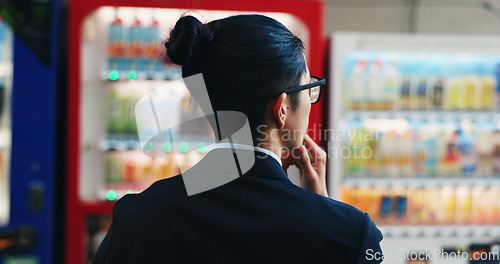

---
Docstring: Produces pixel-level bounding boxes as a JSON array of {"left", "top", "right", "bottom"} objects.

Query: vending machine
[
  {"left": 66, "top": 1, "right": 325, "bottom": 263},
  {"left": 0, "top": 17, "right": 14, "bottom": 257},
  {"left": 0, "top": 0, "right": 64, "bottom": 261},
  {"left": 329, "top": 32, "right": 500, "bottom": 264}
]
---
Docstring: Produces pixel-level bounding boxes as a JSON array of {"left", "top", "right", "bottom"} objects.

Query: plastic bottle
[
  {"left": 351, "top": 61, "right": 366, "bottom": 110},
  {"left": 425, "top": 136, "right": 437, "bottom": 177},
  {"left": 387, "top": 131, "right": 399, "bottom": 178},
  {"left": 431, "top": 78, "right": 444, "bottom": 111},
  {"left": 408, "top": 187, "right": 425, "bottom": 224},
  {"left": 108, "top": 9, "right": 127, "bottom": 72},
  {"left": 347, "top": 128, "right": 363, "bottom": 178},
  {"left": 434, "top": 129, "right": 447, "bottom": 178},
  {"left": 496, "top": 64, "right": 500, "bottom": 111},
  {"left": 455, "top": 187, "right": 472, "bottom": 224},
  {"left": 399, "top": 76, "right": 411, "bottom": 111},
  {"left": 367, "top": 61, "right": 383, "bottom": 110},
  {"left": 439, "top": 187, "right": 456, "bottom": 225},
  {"left": 458, "top": 129, "right": 476, "bottom": 177},
  {"left": 412, "top": 129, "right": 427, "bottom": 178},
  {"left": 444, "top": 63, "right": 461, "bottom": 111},
  {"left": 122, "top": 92, "right": 138, "bottom": 136},
  {"left": 128, "top": 16, "right": 145, "bottom": 73},
  {"left": 382, "top": 61, "right": 399, "bottom": 111},
  {"left": 124, "top": 154, "right": 137, "bottom": 184},
  {"left": 463, "top": 64, "right": 478, "bottom": 111},
  {"left": 377, "top": 131, "right": 392, "bottom": 178},
  {"left": 142, "top": 157, "right": 155, "bottom": 183},
  {"left": 415, "top": 77, "right": 428, "bottom": 111},
  {"left": 397, "top": 131, "right": 413, "bottom": 178},
  {"left": 478, "top": 64, "right": 495, "bottom": 111},
  {"left": 105, "top": 153, "right": 122, "bottom": 185},
  {"left": 476, "top": 130, "right": 493, "bottom": 178},
  {"left": 107, "top": 89, "right": 122, "bottom": 137},
  {"left": 492, "top": 131, "right": 500, "bottom": 176},
  {"left": 442, "top": 130, "right": 460, "bottom": 178},
  {"left": 145, "top": 16, "right": 161, "bottom": 78}
]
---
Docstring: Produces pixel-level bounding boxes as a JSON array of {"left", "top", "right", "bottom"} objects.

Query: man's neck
[{"left": 254, "top": 128, "right": 283, "bottom": 161}]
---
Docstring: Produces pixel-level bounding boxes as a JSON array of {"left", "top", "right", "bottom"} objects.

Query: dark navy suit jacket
[{"left": 93, "top": 149, "right": 383, "bottom": 263}]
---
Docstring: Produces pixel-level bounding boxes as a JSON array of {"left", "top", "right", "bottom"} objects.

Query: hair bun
[{"left": 165, "top": 16, "right": 213, "bottom": 66}]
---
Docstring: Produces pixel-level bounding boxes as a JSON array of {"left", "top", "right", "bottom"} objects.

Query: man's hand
[{"left": 282, "top": 134, "right": 329, "bottom": 198}]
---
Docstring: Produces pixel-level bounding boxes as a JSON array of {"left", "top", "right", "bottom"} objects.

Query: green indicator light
[
  {"left": 127, "top": 71, "right": 137, "bottom": 80},
  {"left": 109, "top": 70, "right": 119, "bottom": 81},
  {"left": 144, "top": 142, "right": 154, "bottom": 152},
  {"left": 197, "top": 143, "right": 207, "bottom": 153},
  {"left": 162, "top": 142, "right": 172, "bottom": 152},
  {"left": 179, "top": 142, "right": 190, "bottom": 153},
  {"left": 106, "top": 190, "right": 117, "bottom": 201},
  {"left": 125, "top": 191, "right": 134, "bottom": 195}
]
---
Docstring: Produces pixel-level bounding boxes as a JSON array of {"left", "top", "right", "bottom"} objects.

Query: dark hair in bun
[
  {"left": 164, "top": 14, "right": 306, "bottom": 139},
  {"left": 165, "top": 16, "right": 213, "bottom": 67}
]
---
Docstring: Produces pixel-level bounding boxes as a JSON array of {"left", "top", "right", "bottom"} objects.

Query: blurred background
[{"left": 0, "top": 0, "right": 500, "bottom": 263}]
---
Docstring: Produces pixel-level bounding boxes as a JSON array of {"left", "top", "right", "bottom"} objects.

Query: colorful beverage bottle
[
  {"left": 478, "top": 63, "right": 495, "bottom": 111},
  {"left": 124, "top": 155, "right": 137, "bottom": 183},
  {"left": 457, "top": 129, "right": 476, "bottom": 177},
  {"left": 496, "top": 64, "right": 500, "bottom": 111},
  {"left": 350, "top": 61, "right": 366, "bottom": 110},
  {"left": 145, "top": 17, "right": 161, "bottom": 77},
  {"left": 439, "top": 187, "right": 456, "bottom": 225},
  {"left": 442, "top": 130, "right": 460, "bottom": 177},
  {"left": 382, "top": 61, "right": 398, "bottom": 110},
  {"left": 455, "top": 187, "right": 472, "bottom": 225},
  {"left": 367, "top": 61, "right": 382, "bottom": 110},
  {"left": 434, "top": 129, "right": 447, "bottom": 177},
  {"left": 105, "top": 153, "right": 122, "bottom": 185},
  {"left": 492, "top": 131, "right": 500, "bottom": 176},
  {"left": 142, "top": 157, "right": 155, "bottom": 182},
  {"left": 443, "top": 62, "right": 462, "bottom": 111},
  {"left": 399, "top": 76, "right": 411, "bottom": 110},
  {"left": 387, "top": 131, "right": 399, "bottom": 178},
  {"left": 412, "top": 130, "right": 427, "bottom": 178},
  {"left": 107, "top": 89, "right": 122, "bottom": 136},
  {"left": 122, "top": 92, "right": 138, "bottom": 136},
  {"left": 397, "top": 131, "right": 413, "bottom": 178},
  {"left": 128, "top": 16, "right": 145, "bottom": 73},
  {"left": 423, "top": 188, "right": 440, "bottom": 224},
  {"left": 463, "top": 76, "right": 478, "bottom": 111},
  {"left": 445, "top": 78, "right": 461, "bottom": 111},
  {"left": 416, "top": 77, "right": 428, "bottom": 110},
  {"left": 108, "top": 10, "right": 127, "bottom": 72},
  {"left": 423, "top": 137, "right": 437, "bottom": 178},
  {"left": 379, "top": 195, "right": 392, "bottom": 224},
  {"left": 408, "top": 187, "right": 425, "bottom": 224},
  {"left": 476, "top": 130, "right": 493, "bottom": 178},
  {"left": 431, "top": 78, "right": 444, "bottom": 111}
]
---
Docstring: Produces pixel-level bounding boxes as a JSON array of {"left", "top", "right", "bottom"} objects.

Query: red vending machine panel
[{"left": 67, "top": 1, "right": 325, "bottom": 263}]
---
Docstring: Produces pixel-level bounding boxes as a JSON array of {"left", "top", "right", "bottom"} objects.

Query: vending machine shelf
[
  {"left": 344, "top": 178, "right": 500, "bottom": 188},
  {"left": 380, "top": 225, "right": 500, "bottom": 238},
  {"left": 99, "top": 69, "right": 181, "bottom": 82},
  {"left": 344, "top": 111, "right": 500, "bottom": 122}
]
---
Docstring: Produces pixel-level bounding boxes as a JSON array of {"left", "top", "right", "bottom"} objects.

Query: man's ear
[{"left": 270, "top": 93, "right": 288, "bottom": 129}]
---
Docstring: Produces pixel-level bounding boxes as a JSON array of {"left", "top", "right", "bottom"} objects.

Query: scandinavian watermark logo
[{"left": 135, "top": 73, "right": 255, "bottom": 196}]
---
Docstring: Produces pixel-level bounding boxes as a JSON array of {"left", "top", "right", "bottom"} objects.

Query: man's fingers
[
  {"left": 303, "top": 134, "right": 327, "bottom": 164},
  {"left": 294, "top": 146, "right": 316, "bottom": 178}
]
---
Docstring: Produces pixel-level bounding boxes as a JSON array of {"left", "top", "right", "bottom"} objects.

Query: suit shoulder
[
  {"left": 291, "top": 183, "right": 366, "bottom": 226},
  {"left": 324, "top": 196, "right": 366, "bottom": 218},
  {"left": 111, "top": 176, "right": 178, "bottom": 207},
  {"left": 139, "top": 175, "right": 187, "bottom": 198}
]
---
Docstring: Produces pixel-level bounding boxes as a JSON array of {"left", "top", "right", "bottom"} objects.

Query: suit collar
[{"left": 205, "top": 148, "right": 290, "bottom": 181}]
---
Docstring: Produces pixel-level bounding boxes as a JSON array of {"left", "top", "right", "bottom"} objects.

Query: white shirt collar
[{"left": 208, "top": 143, "right": 282, "bottom": 166}]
